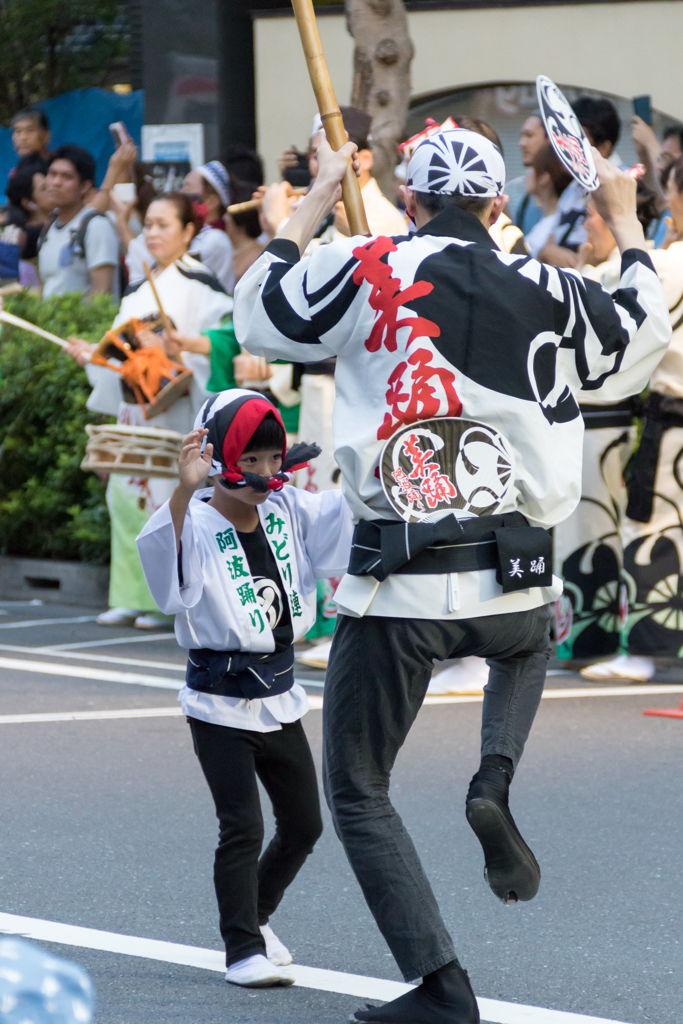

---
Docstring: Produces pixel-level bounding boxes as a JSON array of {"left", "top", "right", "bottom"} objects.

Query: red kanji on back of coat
[{"left": 352, "top": 237, "right": 441, "bottom": 353}]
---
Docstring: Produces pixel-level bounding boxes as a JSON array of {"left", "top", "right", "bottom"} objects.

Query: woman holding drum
[{"left": 66, "top": 192, "right": 233, "bottom": 628}]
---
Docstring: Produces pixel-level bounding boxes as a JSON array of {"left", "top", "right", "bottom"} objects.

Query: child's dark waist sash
[
  {"left": 347, "top": 512, "right": 552, "bottom": 593},
  {"left": 186, "top": 646, "right": 294, "bottom": 700}
]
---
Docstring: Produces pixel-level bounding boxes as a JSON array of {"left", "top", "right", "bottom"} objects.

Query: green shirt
[{"left": 205, "top": 315, "right": 300, "bottom": 433}]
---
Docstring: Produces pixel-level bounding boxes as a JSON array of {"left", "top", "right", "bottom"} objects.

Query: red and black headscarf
[{"left": 196, "top": 389, "right": 320, "bottom": 493}]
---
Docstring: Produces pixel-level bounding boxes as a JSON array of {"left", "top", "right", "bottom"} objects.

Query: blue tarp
[{"left": 0, "top": 88, "right": 143, "bottom": 197}]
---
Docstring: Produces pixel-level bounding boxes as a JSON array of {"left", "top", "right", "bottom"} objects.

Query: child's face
[{"left": 232, "top": 448, "right": 283, "bottom": 505}]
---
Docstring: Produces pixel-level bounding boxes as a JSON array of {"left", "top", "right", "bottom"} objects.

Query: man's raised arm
[
  {"left": 556, "top": 149, "right": 671, "bottom": 403},
  {"left": 233, "top": 139, "right": 364, "bottom": 364}
]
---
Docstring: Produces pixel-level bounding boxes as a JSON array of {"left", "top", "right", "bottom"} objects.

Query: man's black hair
[
  {"left": 663, "top": 125, "right": 683, "bottom": 151},
  {"left": 11, "top": 109, "right": 49, "bottom": 132},
  {"left": 49, "top": 144, "right": 96, "bottom": 185},
  {"left": 228, "top": 179, "right": 262, "bottom": 238},
  {"left": 243, "top": 412, "right": 285, "bottom": 453},
  {"left": 572, "top": 97, "right": 620, "bottom": 149},
  {"left": 414, "top": 192, "right": 491, "bottom": 216},
  {"left": 223, "top": 145, "right": 264, "bottom": 186}
]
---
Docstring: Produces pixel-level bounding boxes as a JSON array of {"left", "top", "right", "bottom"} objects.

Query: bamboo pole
[
  {"left": 227, "top": 187, "right": 308, "bottom": 216},
  {"left": 142, "top": 262, "right": 174, "bottom": 337},
  {"left": 290, "top": 0, "right": 370, "bottom": 236},
  {"left": 0, "top": 310, "right": 68, "bottom": 348}
]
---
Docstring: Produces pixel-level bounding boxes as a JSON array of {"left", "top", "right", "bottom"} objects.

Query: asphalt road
[{"left": 0, "top": 600, "right": 681, "bottom": 1024}]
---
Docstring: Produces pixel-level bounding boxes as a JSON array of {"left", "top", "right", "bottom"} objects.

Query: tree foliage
[
  {"left": 0, "top": 0, "right": 129, "bottom": 124},
  {"left": 0, "top": 291, "right": 118, "bottom": 563}
]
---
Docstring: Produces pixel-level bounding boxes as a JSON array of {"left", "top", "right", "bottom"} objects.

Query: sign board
[{"left": 141, "top": 124, "right": 204, "bottom": 169}]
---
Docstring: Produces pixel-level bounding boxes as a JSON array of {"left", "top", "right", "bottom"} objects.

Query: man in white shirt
[
  {"left": 234, "top": 129, "right": 670, "bottom": 1024},
  {"left": 39, "top": 145, "right": 120, "bottom": 300}
]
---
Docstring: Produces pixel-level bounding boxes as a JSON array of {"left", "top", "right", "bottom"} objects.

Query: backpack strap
[
  {"left": 36, "top": 213, "right": 58, "bottom": 252},
  {"left": 73, "top": 208, "right": 109, "bottom": 260}
]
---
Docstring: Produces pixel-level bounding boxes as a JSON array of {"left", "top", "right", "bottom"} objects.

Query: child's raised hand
[{"left": 178, "top": 428, "right": 214, "bottom": 489}]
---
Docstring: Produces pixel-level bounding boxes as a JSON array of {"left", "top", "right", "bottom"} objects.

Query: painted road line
[
  {"left": 422, "top": 684, "right": 683, "bottom": 705},
  {"left": 0, "top": 643, "right": 186, "bottom": 672},
  {"left": 0, "top": 616, "right": 97, "bottom": 630},
  {"left": 45, "top": 633, "right": 174, "bottom": 650},
  {"left": 0, "top": 911, "right": 636, "bottom": 1024},
  {"left": 0, "top": 708, "right": 182, "bottom": 724},
  {"left": 0, "top": 657, "right": 180, "bottom": 691},
  {"left": 0, "top": 655, "right": 315, "bottom": 699},
  {"left": 3, "top": 653, "right": 682, "bottom": 704}
]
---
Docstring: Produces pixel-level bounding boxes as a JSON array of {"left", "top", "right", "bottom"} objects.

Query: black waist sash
[
  {"left": 579, "top": 398, "right": 640, "bottom": 430},
  {"left": 348, "top": 512, "right": 553, "bottom": 593},
  {"left": 186, "top": 645, "right": 294, "bottom": 700},
  {"left": 292, "top": 359, "right": 336, "bottom": 391},
  {"left": 626, "top": 391, "right": 683, "bottom": 523}
]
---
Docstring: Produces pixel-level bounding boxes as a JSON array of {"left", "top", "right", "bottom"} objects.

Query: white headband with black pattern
[{"left": 407, "top": 128, "right": 506, "bottom": 198}]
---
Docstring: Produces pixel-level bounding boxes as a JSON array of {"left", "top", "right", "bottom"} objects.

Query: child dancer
[{"left": 137, "top": 389, "right": 352, "bottom": 987}]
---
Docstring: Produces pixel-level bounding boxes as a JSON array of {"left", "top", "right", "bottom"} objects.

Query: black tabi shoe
[
  {"left": 350, "top": 961, "right": 479, "bottom": 1024},
  {"left": 465, "top": 767, "right": 540, "bottom": 905}
]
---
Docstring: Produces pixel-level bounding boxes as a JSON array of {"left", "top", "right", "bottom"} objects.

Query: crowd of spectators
[
  {"left": 1, "top": 95, "right": 682, "bottom": 309},
  {"left": 0, "top": 111, "right": 268, "bottom": 305},
  {"left": 1, "top": 94, "right": 682, "bottom": 313}
]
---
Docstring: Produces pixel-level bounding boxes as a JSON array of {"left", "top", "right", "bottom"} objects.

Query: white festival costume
[
  {"left": 233, "top": 132, "right": 670, "bottom": 621},
  {"left": 85, "top": 254, "right": 233, "bottom": 612},
  {"left": 136, "top": 484, "right": 353, "bottom": 730},
  {"left": 573, "top": 242, "right": 683, "bottom": 657}
]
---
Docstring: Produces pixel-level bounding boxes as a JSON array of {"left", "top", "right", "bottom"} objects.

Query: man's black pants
[
  {"left": 190, "top": 716, "right": 323, "bottom": 966},
  {"left": 322, "top": 605, "right": 551, "bottom": 982}
]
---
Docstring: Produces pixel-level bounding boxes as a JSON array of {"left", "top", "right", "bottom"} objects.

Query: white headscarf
[{"left": 407, "top": 128, "right": 506, "bottom": 198}]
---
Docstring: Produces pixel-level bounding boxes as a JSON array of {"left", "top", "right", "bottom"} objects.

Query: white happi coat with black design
[{"left": 233, "top": 206, "right": 671, "bottom": 622}]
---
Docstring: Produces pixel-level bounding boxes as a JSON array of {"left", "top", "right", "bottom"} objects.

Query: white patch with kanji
[
  {"left": 380, "top": 416, "right": 515, "bottom": 524},
  {"left": 212, "top": 506, "right": 303, "bottom": 639}
]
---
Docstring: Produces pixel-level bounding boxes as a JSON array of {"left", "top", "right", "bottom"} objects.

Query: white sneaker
[
  {"left": 96, "top": 608, "right": 138, "bottom": 627},
  {"left": 427, "top": 657, "right": 489, "bottom": 695},
  {"left": 133, "top": 613, "right": 175, "bottom": 630},
  {"left": 580, "top": 655, "right": 655, "bottom": 682},
  {"left": 224, "top": 954, "right": 294, "bottom": 987},
  {"left": 260, "top": 923, "right": 292, "bottom": 966}
]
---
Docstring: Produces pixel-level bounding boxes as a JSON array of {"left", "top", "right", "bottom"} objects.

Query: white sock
[
  {"left": 260, "top": 923, "right": 292, "bottom": 966},
  {"left": 225, "top": 953, "right": 289, "bottom": 987}
]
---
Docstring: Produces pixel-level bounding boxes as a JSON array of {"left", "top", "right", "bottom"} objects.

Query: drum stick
[
  {"left": 227, "top": 187, "right": 308, "bottom": 216},
  {"left": 0, "top": 310, "right": 68, "bottom": 348},
  {"left": 290, "top": 0, "right": 370, "bottom": 236},
  {"left": 142, "top": 261, "right": 174, "bottom": 337}
]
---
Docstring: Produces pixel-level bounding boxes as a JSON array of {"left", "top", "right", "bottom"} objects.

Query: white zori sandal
[
  {"left": 225, "top": 954, "right": 294, "bottom": 987},
  {"left": 580, "top": 655, "right": 655, "bottom": 682}
]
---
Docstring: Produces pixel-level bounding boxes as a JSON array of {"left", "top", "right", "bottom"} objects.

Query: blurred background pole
[
  {"left": 290, "top": 0, "right": 370, "bottom": 235},
  {"left": 218, "top": 0, "right": 257, "bottom": 153}
]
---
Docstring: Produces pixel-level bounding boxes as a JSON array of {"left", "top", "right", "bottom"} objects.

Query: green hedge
[{"left": 0, "top": 292, "right": 118, "bottom": 564}]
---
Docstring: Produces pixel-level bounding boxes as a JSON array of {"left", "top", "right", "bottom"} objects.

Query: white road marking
[
  {"left": 0, "top": 657, "right": 180, "bottom": 690},
  {"left": 0, "top": 616, "right": 97, "bottom": 630},
  {"left": 422, "top": 684, "right": 683, "bottom": 704},
  {"left": 0, "top": 911, "right": 635, "bottom": 1024},
  {"left": 0, "top": 708, "right": 182, "bottom": 724},
  {"left": 2, "top": 653, "right": 681, "bottom": 707},
  {"left": 44, "top": 632, "right": 174, "bottom": 650},
  {"left": 0, "top": 643, "right": 186, "bottom": 672}
]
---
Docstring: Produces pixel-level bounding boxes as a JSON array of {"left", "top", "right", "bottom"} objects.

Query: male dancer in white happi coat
[{"left": 233, "top": 129, "right": 670, "bottom": 1023}]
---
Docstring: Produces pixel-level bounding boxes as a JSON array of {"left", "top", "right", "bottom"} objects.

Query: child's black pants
[{"left": 189, "top": 716, "right": 323, "bottom": 967}]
